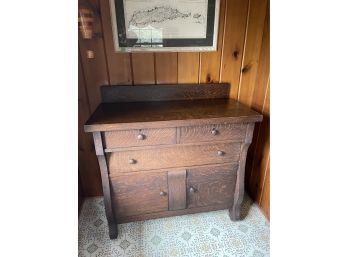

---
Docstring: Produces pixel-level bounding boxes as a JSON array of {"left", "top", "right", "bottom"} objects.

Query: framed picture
[{"left": 109, "top": 0, "right": 220, "bottom": 52}]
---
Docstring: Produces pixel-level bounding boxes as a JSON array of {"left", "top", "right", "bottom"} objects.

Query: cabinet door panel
[
  {"left": 187, "top": 164, "right": 238, "bottom": 208},
  {"left": 110, "top": 172, "right": 168, "bottom": 218}
]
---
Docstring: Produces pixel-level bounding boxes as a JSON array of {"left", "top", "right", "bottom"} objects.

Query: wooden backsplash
[{"left": 78, "top": 0, "right": 270, "bottom": 219}]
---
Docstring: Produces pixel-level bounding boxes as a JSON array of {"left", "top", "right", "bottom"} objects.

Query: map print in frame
[{"left": 109, "top": 0, "right": 220, "bottom": 52}]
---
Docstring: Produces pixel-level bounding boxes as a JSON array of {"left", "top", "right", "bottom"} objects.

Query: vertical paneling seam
[
  {"left": 153, "top": 53, "right": 157, "bottom": 84},
  {"left": 198, "top": 53, "right": 202, "bottom": 84},
  {"left": 219, "top": 0, "right": 228, "bottom": 83},
  {"left": 176, "top": 53, "right": 179, "bottom": 83},
  {"left": 248, "top": 77, "right": 269, "bottom": 183},
  {"left": 98, "top": 0, "right": 111, "bottom": 85},
  {"left": 261, "top": 77, "right": 270, "bottom": 113},
  {"left": 129, "top": 54, "right": 135, "bottom": 85},
  {"left": 237, "top": 0, "right": 251, "bottom": 101},
  {"left": 258, "top": 155, "right": 270, "bottom": 204},
  {"left": 248, "top": 2, "right": 268, "bottom": 106},
  {"left": 78, "top": 46, "right": 92, "bottom": 114}
]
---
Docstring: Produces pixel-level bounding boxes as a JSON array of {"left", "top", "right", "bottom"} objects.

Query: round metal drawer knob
[
  {"left": 217, "top": 150, "right": 225, "bottom": 156},
  {"left": 211, "top": 128, "right": 218, "bottom": 135},
  {"left": 189, "top": 187, "right": 196, "bottom": 193},
  {"left": 137, "top": 134, "right": 145, "bottom": 140},
  {"left": 128, "top": 159, "right": 136, "bottom": 164},
  {"left": 159, "top": 191, "right": 167, "bottom": 196}
]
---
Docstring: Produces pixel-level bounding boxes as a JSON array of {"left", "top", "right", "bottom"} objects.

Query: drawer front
[
  {"left": 110, "top": 172, "right": 168, "bottom": 218},
  {"left": 103, "top": 128, "right": 176, "bottom": 148},
  {"left": 108, "top": 142, "right": 241, "bottom": 173},
  {"left": 187, "top": 164, "right": 238, "bottom": 208},
  {"left": 180, "top": 123, "right": 247, "bottom": 143}
]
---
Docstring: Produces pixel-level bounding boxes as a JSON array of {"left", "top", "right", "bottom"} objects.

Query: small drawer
[
  {"left": 110, "top": 172, "right": 168, "bottom": 218},
  {"left": 187, "top": 164, "right": 238, "bottom": 208},
  {"left": 179, "top": 123, "right": 247, "bottom": 144},
  {"left": 108, "top": 142, "right": 241, "bottom": 173},
  {"left": 103, "top": 128, "right": 176, "bottom": 148}
]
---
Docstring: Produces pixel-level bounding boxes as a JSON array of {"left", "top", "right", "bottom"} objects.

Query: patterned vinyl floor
[{"left": 78, "top": 195, "right": 270, "bottom": 257}]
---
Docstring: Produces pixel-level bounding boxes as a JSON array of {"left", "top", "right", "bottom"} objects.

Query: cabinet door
[
  {"left": 187, "top": 164, "right": 238, "bottom": 208},
  {"left": 110, "top": 172, "right": 168, "bottom": 218}
]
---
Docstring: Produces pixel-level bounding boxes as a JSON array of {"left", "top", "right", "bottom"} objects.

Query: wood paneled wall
[{"left": 78, "top": 0, "right": 270, "bottom": 219}]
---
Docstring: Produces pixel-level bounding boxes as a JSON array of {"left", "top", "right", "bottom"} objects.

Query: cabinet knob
[
  {"left": 159, "top": 191, "right": 167, "bottom": 196},
  {"left": 137, "top": 134, "right": 145, "bottom": 140},
  {"left": 189, "top": 187, "right": 196, "bottom": 193},
  {"left": 128, "top": 159, "right": 136, "bottom": 164},
  {"left": 217, "top": 150, "right": 225, "bottom": 156},
  {"left": 211, "top": 128, "right": 218, "bottom": 135}
]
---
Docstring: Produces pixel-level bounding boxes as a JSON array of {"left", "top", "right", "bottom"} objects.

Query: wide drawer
[
  {"left": 103, "top": 127, "right": 176, "bottom": 148},
  {"left": 108, "top": 142, "right": 241, "bottom": 173},
  {"left": 110, "top": 172, "right": 168, "bottom": 218},
  {"left": 179, "top": 123, "right": 247, "bottom": 143},
  {"left": 187, "top": 164, "right": 238, "bottom": 208}
]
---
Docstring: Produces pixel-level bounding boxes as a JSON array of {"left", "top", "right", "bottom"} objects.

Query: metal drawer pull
[
  {"left": 189, "top": 187, "right": 196, "bottom": 193},
  {"left": 128, "top": 159, "right": 136, "bottom": 164},
  {"left": 137, "top": 134, "right": 145, "bottom": 140},
  {"left": 159, "top": 191, "right": 167, "bottom": 196},
  {"left": 211, "top": 128, "right": 218, "bottom": 135},
  {"left": 217, "top": 150, "right": 225, "bottom": 156}
]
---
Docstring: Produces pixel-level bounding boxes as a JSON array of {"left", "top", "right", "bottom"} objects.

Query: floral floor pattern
[{"left": 78, "top": 195, "right": 270, "bottom": 257}]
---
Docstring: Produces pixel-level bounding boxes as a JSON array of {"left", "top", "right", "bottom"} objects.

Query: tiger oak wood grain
[
  {"left": 110, "top": 172, "right": 168, "bottom": 218},
  {"left": 229, "top": 123, "right": 255, "bottom": 221},
  {"left": 103, "top": 127, "right": 176, "bottom": 148},
  {"left": 85, "top": 99, "right": 262, "bottom": 132},
  {"left": 168, "top": 170, "right": 187, "bottom": 211},
  {"left": 80, "top": 0, "right": 269, "bottom": 221},
  {"left": 100, "top": 84, "right": 230, "bottom": 103},
  {"left": 107, "top": 142, "right": 241, "bottom": 173},
  {"left": 187, "top": 165, "right": 238, "bottom": 208},
  {"left": 179, "top": 123, "right": 247, "bottom": 144},
  {"left": 84, "top": 84, "right": 262, "bottom": 239}
]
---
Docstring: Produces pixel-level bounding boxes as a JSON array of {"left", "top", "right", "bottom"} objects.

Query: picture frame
[{"left": 109, "top": 0, "right": 220, "bottom": 52}]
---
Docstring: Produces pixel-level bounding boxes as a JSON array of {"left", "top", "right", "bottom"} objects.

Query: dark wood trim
[
  {"left": 100, "top": 84, "right": 231, "bottom": 103},
  {"left": 104, "top": 139, "right": 245, "bottom": 153},
  {"left": 92, "top": 132, "right": 118, "bottom": 239},
  {"left": 117, "top": 203, "right": 232, "bottom": 223},
  {"left": 229, "top": 123, "right": 255, "bottom": 220},
  {"left": 85, "top": 116, "right": 262, "bottom": 132},
  {"left": 108, "top": 162, "right": 239, "bottom": 178}
]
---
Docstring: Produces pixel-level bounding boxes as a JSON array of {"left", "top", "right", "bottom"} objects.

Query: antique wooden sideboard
[{"left": 84, "top": 84, "right": 262, "bottom": 239}]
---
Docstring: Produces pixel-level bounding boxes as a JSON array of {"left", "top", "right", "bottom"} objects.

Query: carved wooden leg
[
  {"left": 229, "top": 123, "right": 254, "bottom": 221},
  {"left": 93, "top": 132, "right": 119, "bottom": 239}
]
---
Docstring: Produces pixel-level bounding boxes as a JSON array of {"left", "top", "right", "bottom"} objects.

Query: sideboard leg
[
  {"left": 229, "top": 160, "right": 245, "bottom": 221},
  {"left": 108, "top": 221, "right": 118, "bottom": 239},
  {"left": 229, "top": 123, "right": 254, "bottom": 221},
  {"left": 93, "top": 132, "right": 119, "bottom": 239}
]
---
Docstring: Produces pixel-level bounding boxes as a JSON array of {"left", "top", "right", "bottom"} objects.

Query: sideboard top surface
[{"left": 85, "top": 98, "right": 263, "bottom": 132}]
